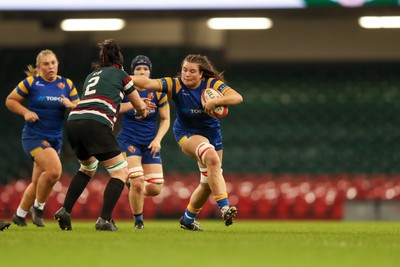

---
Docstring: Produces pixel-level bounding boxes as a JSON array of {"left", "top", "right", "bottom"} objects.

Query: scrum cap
[{"left": 130, "top": 55, "right": 152, "bottom": 74}]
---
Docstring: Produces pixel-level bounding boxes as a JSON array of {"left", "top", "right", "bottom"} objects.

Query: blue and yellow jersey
[
  {"left": 118, "top": 88, "right": 168, "bottom": 145},
  {"left": 157, "top": 77, "right": 230, "bottom": 131},
  {"left": 13, "top": 75, "right": 79, "bottom": 138}
]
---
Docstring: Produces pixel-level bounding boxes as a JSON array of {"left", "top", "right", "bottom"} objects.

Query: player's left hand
[
  {"left": 61, "top": 95, "right": 76, "bottom": 109},
  {"left": 148, "top": 139, "right": 161, "bottom": 156},
  {"left": 135, "top": 108, "right": 149, "bottom": 120},
  {"left": 203, "top": 98, "right": 218, "bottom": 114},
  {"left": 135, "top": 98, "right": 155, "bottom": 120}
]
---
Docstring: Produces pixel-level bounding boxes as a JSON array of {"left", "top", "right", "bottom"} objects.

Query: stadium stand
[{"left": 1, "top": 173, "right": 400, "bottom": 220}]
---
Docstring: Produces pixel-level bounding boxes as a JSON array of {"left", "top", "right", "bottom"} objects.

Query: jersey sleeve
[
  {"left": 157, "top": 77, "right": 176, "bottom": 97},
  {"left": 122, "top": 73, "right": 136, "bottom": 95},
  {"left": 14, "top": 76, "right": 35, "bottom": 98},
  {"left": 66, "top": 78, "right": 80, "bottom": 103},
  {"left": 206, "top": 78, "right": 231, "bottom": 95},
  {"left": 156, "top": 92, "right": 169, "bottom": 109}
]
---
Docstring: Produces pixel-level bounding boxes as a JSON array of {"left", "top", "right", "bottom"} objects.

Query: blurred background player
[
  {"left": 53, "top": 39, "right": 151, "bottom": 231},
  {"left": 130, "top": 54, "right": 243, "bottom": 230},
  {"left": 117, "top": 55, "right": 170, "bottom": 229},
  {"left": 5, "top": 50, "right": 79, "bottom": 227}
]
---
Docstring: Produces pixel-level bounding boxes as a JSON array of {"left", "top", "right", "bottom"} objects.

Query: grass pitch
[{"left": 1, "top": 220, "right": 399, "bottom": 267}]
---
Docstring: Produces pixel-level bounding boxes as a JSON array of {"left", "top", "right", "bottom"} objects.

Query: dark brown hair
[
  {"left": 92, "top": 39, "right": 123, "bottom": 70},
  {"left": 182, "top": 54, "right": 226, "bottom": 83}
]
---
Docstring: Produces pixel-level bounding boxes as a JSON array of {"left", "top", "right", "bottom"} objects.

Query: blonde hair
[{"left": 24, "top": 49, "right": 58, "bottom": 77}]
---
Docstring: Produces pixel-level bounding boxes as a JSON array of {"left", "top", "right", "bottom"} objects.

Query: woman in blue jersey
[
  {"left": 54, "top": 39, "right": 151, "bottom": 231},
  {"left": 5, "top": 49, "right": 80, "bottom": 227},
  {"left": 131, "top": 54, "right": 243, "bottom": 230},
  {"left": 117, "top": 55, "right": 170, "bottom": 229}
]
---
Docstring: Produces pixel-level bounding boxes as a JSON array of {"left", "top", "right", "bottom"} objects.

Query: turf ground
[{"left": 1, "top": 220, "right": 399, "bottom": 267}]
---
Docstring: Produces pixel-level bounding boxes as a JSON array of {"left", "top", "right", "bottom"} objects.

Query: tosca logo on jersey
[
  {"left": 37, "top": 96, "right": 63, "bottom": 102},
  {"left": 181, "top": 107, "right": 205, "bottom": 116}
]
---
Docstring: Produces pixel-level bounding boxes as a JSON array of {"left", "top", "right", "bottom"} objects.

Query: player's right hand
[
  {"left": 135, "top": 108, "right": 149, "bottom": 120},
  {"left": 24, "top": 110, "right": 39, "bottom": 123}
]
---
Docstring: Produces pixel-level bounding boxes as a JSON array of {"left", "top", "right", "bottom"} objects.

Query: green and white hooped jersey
[{"left": 68, "top": 66, "right": 135, "bottom": 129}]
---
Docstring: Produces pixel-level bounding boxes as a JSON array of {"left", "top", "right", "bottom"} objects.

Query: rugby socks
[
  {"left": 16, "top": 207, "right": 28, "bottom": 218},
  {"left": 134, "top": 213, "right": 143, "bottom": 223},
  {"left": 214, "top": 193, "right": 229, "bottom": 210},
  {"left": 101, "top": 178, "right": 124, "bottom": 221},
  {"left": 183, "top": 203, "right": 202, "bottom": 224},
  {"left": 34, "top": 199, "right": 45, "bottom": 210},
  {"left": 63, "top": 171, "right": 91, "bottom": 213}
]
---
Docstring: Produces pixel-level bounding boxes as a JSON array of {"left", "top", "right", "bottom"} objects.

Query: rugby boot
[
  {"left": 221, "top": 206, "right": 237, "bottom": 226},
  {"left": 134, "top": 220, "right": 144, "bottom": 229},
  {"left": 12, "top": 214, "right": 27, "bottom": 227},
  {"left": 30, "top": 206, "right": 45, "bottom": 227},
  {"left": 179, "top": 216, "right": 203, "bottom": 231},
  {"left": 54, "top": 207, "right": 72, "bottom": 230},
  {"left": 95, "top": 217, "right": 118, "bottom": 231}
]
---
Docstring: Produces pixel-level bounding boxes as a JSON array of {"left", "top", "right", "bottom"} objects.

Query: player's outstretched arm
[{"left": 131, "top": 75, "right": 162, "bottom": 92}]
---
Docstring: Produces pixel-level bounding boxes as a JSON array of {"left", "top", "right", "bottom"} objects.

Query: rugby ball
[{"left": 201, "top": 88, "right": 228, "bottom": 119}]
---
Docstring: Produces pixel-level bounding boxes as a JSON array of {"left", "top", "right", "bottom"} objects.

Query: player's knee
[
  {"left": 79, "top": 159, "right": 99, "bottom": 177},
  {"left": 128, "top": 167, "right": 144, "bottom": 179},
  {"left": 144, "top": 173, "right": 164, "bottom": 196},
  {"left": 195, "top": 142, "right": 215, "bottom": 165},
  {"left": 144, "top": 184, "right": 163, "bottom": 196},
  {"left": 129, "top": 176, "right": 144, "bottom": 193},
  {"left": 106, "top": 160, "right": 128, "bottom": 179},
  {"left": 49, "top": 164, "right": 62, "bottom": 177},
  {"left": 45, "top": 166, "right": 62, "bottom": 183},
  {"left": 144, "top": 175, "right": 164, "bottom": 185}
]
